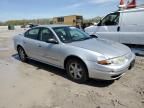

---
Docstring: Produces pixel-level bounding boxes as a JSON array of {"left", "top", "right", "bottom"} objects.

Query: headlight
[
  {"left": 98, "top": 56, "right": 128, "bottom": 65},
  {"left": 111, "top": 56, "right": 128, "bottom": 65}
]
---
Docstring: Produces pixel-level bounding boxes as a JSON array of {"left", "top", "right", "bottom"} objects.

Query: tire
[
  {"left": 17, "top": 47, "right": 27, "bottom": 62},
  {"left": 66, "top": 58, "right": 88, "bottom": 83}
]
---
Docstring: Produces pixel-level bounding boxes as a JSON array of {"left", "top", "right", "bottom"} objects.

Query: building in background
[{"left": 53, "top": 15, "right": 83, "bottom": 26}]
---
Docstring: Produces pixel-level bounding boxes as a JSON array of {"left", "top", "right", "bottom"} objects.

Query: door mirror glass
[{"left": 47, "top": 38, "right": 58, "bottom": 44}]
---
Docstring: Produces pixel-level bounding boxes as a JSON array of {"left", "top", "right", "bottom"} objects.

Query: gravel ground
[{"left": 0, "top": 28, "right": 144, "bottom": 108}]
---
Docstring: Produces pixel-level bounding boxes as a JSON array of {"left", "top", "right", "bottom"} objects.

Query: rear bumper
[{"left": 86, "top": 53, "right": 135, "bottom": 80}]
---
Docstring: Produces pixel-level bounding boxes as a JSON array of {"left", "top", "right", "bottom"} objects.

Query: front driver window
[
  {"left": 101, "top": 12, "right": 120, "bottom": 26},
  {"left": 40, "top": 28, "right": 55, "bottom": 42}
]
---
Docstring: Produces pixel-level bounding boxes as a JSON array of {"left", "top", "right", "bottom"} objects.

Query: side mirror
[
  {"left": 47, "top": 38, "right": 58, "bottom": 44},
  {"left": 90, "top": 35, "right": 98, "bottom": 38}
]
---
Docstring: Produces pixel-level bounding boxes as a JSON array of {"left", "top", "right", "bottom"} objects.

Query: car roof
[
  {"left": 37, "top": 24, "right": 70, "bottom": 28},
  {"left": 119, "top": 7, "right": 144, "bottom": 13},
  {"left": 110, "top": 7, "right": 144, "bottom": 14}
]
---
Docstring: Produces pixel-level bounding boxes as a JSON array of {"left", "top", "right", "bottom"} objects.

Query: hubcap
[
  {"left": 69, "top": 62, "right": 83, "bottom": 79},
  {"left": 19, "top": 48, "right": 25, "bottom": 60}
]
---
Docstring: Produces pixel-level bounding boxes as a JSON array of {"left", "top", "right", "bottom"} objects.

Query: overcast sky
[{"left": 0, "top": 0, "right": 143, "bottom": 21}]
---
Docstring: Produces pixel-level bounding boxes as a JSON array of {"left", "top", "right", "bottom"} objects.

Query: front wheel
[
  {"left": 66, "top": 59, "right": 88, "bottom": 83},
  {"left": 17, "top": 47, "right": 27, "bottom": 62}
]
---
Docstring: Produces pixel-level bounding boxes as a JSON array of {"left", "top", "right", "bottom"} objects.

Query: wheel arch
[
  {"left": 17, "top": 44, "right": 26, "bottom": 52},
  {"left": 17, "top": 45, "right": 23, "bottom": 51},
  {"left": 64, "top": 55, "right": 89, "bottom": 76},
  {"left": 17, "top": 45, "right": 27, "bottom": 57}
]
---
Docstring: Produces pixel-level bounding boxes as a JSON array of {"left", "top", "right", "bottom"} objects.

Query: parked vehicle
[
  {"left": 29, "top": 24, "right": 38, "bottom": 28},
  {"left": 21, "top": 24, "right": 38, "bottom": 29},
  {"left": 85, "top": 7, "right": 144, "bottom": 45},
  {"left": 13, "top": 25, "right": 135, "bottom": 83}
]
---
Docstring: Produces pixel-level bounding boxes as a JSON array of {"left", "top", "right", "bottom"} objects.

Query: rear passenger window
[{"left": 25, "top": 28, "right": 40, "bottom": 40}]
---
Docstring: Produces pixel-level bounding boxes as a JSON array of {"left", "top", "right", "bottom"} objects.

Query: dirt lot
[{"left": 0, "top": 28, "right": 144, "bottom": 108}]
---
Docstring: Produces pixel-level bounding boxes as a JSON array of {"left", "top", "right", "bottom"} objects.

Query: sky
[{"left": 0, "top": 0, "right": 143, "bottom": 21}]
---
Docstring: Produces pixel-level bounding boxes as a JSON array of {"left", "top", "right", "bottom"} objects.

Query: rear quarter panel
[{"left": 13, "top": 34, "right": 24, "bottom": 51}]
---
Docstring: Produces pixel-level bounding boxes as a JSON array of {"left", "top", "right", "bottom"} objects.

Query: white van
[{"left": 85, "top": 7, "right": 144, "bottom": 45}]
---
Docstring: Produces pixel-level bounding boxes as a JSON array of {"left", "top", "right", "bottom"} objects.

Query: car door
[
  {"left": 23, "top": 27, "right": 42, "bottom": 59},
  {"left": 95, "top": 12, "right": 120, "bottom": 42},
  {"left": 37, "top": 27, "right": 62, "bottom": 67}
]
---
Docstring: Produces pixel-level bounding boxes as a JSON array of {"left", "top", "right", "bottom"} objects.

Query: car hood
[{"left": 67, "top": 38, "right": 130, "bottom": 59}]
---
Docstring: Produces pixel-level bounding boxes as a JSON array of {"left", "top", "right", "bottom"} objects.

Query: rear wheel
[
  {"left": 17, "top": 47, "right": 27, "bottom": 62},
  {"left": 66, "top": 59, "right": 88, "bottom": 83}
]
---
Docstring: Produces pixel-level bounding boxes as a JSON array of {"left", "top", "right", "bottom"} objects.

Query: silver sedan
[{"left": 13, "top": 25, "right": 135, "bottom": 83}]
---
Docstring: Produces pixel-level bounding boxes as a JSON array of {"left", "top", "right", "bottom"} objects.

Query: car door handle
[
  {"left": 23, "top": 41, "right": 26, "bottom": 44},
  {"left": 38, "top": 44, "right": 42, "bottom": 47},
  {"left": 117, "top": 26, "right": 120, "bottom": 32}
]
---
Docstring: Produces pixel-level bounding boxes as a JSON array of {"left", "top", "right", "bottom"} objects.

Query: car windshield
[{"left": 53, "top": 26, "right": 92, "bottom": 43}]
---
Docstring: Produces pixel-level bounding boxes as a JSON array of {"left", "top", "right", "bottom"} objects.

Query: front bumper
[{"left": 86, "top": 53, "right": 135, "bottom": 80}]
